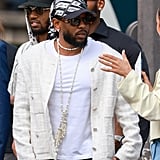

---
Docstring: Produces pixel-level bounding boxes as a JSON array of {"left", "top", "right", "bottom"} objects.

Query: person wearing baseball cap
[
  {"left": 12, "top": 0, "right": 142, "bottom": 160},
  {"left": 8, "top": 0, "right": 53, "bottom": 157},
  {"left": 18, "top": 0, "right": 53, "bottom": 8},
  {"left": 48, "top": 0, "right": 96, "bottom": 39}
]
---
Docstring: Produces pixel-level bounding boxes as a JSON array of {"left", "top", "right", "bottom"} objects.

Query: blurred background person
[
  {"left": 0, "top": 21, "right": 17, "bottom": 160},
  {"left": 9, "top": 0, "right": 53, "bottom": 107},
  {"left": 8, "top": 0, "right": 53, "bottom": 156}
]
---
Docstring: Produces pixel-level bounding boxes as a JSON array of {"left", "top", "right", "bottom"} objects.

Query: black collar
[{"left": 90, "top": 18, "right": 109, "bottom": 39}]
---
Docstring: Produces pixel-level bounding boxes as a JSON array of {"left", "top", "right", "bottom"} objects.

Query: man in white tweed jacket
[{"left": 13, "top": 0, "right": 142, "bottom": 160}]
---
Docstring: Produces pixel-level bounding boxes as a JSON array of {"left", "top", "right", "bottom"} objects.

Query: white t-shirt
[{"left": 48, "top": 38, "right": 103, "bottom": 160}]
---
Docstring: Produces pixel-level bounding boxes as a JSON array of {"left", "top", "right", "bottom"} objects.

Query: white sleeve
[
  {"left": 114, "top": 92, "right": 142, "bottom": 160},
  {"left": 8, "top": 42, "right": 31, "bottom": 96},
  {"left": 13, "top": 54, "right": 36, "bottom": 160}
]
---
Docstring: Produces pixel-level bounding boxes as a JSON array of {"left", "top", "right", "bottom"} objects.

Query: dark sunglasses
[
  {"left": 25, "top": 7, "right": 50, "bottom": 15},
  {"left": 61, "top": 15, "right": 96, "bottom": 26}
]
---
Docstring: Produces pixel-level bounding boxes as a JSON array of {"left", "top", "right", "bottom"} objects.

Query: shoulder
[
  {"left": 93, "top": 20, "right": 141, "bottom": 54},
  {"left": 0, "top": 40, "right": 7, "bottom": 47},
  {"left": 0, "top": 40, "right": 17, "bottom": 58},
  {"left": 0, "top": 40, "right": 6, "bottom": 47},
  {"left": 0, "top": 40, "right": 16, "bottom": 50},
  {"left": 107, "top": 26, "right": 141, "bottom": 51},
  {"left": 26, "top": 39, "right": 52, "bottom": 53},
  {"left": 0, "top": 40, "right": 7, "bottom": 56},
  {"left": 0, "top": 40, "right": 12, "bottom": 54},
  {"left": 107, "top": 26, "right": 133, "bottom": 41},
  {"left": 16, "top": 40, "right": 45, "bottom": 58},
  {"left": 6, "top": 42, "right": 17, "bottom": 50},
  {"left": 88, "top": 37, "right": 122, "bottom": 58},
  {"left": 17, "top": 41, "right": 32, "bottom": 53},
  {"left": 105, "top": 27, "right": 143, "bottom": 68},
  {"left": 6, "top": 42, "right": 17, "bottom": 56},
  {"left": 21, "top": 40, "right": 53, "bottom": 60}
]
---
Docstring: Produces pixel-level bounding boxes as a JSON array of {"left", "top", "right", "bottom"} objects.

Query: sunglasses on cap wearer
[
  {"left": 25, "top": 6, "right": 50, "bottom": 15},
  {"left": 59, "top": 14, "right": 96, "bottom": 26}
]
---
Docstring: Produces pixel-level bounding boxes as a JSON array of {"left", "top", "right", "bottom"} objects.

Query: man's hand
[
  {"left": 10, "top": 95, "right": 14, "bottom": 105},
  {"left": 114, "top": 116, "right": 123, "bottom": 153},
  {"left": 12, "top": 140, "right": 17, "bottom": 157}
]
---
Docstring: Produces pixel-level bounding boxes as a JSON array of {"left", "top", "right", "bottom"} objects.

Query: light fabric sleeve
[
  {"left": 8, "top": 42, "right": 31, "bottom": 96},
  {"left": 118, "top": 69, "right": 160, "bottom": 121},
  {"left": 13, "top": 52, "right": 36, "bottom": 160},
  {"left": 114, "top": 92, "right": 142, "bottom": 160}
]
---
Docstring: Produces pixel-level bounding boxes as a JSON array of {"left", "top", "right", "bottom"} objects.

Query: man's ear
[
  {"left": 97, "top": 0, "right": 105, "bottom": 11},
  {"left": 52, "top": 18, "right": 60, "bottom": 32}
]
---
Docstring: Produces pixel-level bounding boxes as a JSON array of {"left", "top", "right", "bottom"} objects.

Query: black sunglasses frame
[
  {"left": 60, "top": 15, "right": 96, "bottom": 26},
  {"left": 25, "top": 7, "right": 50, "bottom": 15}
]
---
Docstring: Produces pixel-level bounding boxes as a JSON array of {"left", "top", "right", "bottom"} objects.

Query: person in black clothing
[{"left": 87, "top": 0, "right": 150, "bottom": 155}]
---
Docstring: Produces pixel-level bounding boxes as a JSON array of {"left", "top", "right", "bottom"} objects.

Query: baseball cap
[
  {"left": 18, "top": 0, "right": 53, "bottom": 8},
  {"left": 50, "top": 0, "right": 96, "bottom": 19}
]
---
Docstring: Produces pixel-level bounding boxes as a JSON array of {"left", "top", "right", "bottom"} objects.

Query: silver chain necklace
[
  {"left": 54, "top": 39, "right": 83, "bottom": 158},
  {"left": 57, "top": 39, "right": 79, "bottom": 51}
]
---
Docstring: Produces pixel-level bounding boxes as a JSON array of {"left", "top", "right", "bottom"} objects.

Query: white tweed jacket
[{"left": 13, "top": 38, "right": 142, "bottom": 160}]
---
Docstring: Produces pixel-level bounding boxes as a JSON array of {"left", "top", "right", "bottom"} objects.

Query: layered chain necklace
[{"left": 54, "top": 39, "right": 83, "bottom": 158}]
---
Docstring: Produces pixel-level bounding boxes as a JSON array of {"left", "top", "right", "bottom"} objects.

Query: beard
[
  {"left": 32, "top": 27, "right": 48, "bottom": 36},
  {"left": 63, "top": 31, "right": 88, "bottom": 48},
  {"left": 32, "top": 20, "right": 50, "bottom": 36}
]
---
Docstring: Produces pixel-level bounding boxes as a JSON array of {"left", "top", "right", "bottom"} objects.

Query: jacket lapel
[{"left": 40, "top": 53, "right": 58, "bottom": 112}]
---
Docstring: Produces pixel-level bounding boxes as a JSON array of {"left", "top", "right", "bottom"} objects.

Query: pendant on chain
[{"left": 54, "top": 110, "right": 68, "bottom": 154}]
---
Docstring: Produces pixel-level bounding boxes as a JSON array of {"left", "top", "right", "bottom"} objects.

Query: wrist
[{"left": 124, "top": 68, "right": 132, "bottom": 77}]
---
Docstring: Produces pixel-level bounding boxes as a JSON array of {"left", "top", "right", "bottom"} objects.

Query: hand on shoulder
[{"left": 98, "top": 50, "right": 132, "bottom": 77}]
